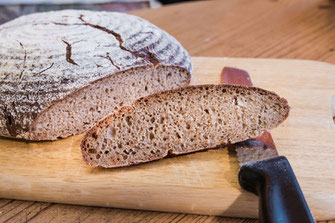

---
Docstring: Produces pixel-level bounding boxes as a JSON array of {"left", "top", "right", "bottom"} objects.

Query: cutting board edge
[
  {"left": 0, "top": 194, "right": 333, "bottom": 221},
  {"left": 191, "top": 56, "right": 335, "bottom": 68}
]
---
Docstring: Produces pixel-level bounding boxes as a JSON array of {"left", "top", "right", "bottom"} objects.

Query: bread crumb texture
[
  {"left": 81, "top": 84, "right": 290, "bottom": 168},
  {"left": 0, "top": 10, "right": 192, "bottom": 140}
]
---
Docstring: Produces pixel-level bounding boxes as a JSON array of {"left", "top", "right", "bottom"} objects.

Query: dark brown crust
[{"left": 81, "top": 84, "right": 290, "bottom": 168}]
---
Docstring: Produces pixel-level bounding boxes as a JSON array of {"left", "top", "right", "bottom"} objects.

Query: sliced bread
[
  {"left": 81, "top": 84, "right": 290, "bottom": 168},
  {"left": 0, "top": 10, "right": 192, "bottom": 140}
]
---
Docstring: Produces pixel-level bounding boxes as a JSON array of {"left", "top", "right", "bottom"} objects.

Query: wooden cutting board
[{"left": 1, "top": 57, "right": 335, "bottom": 221}]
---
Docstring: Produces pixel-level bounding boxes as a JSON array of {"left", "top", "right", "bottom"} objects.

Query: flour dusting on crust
[{"left": 0, "top": 10, "right": 192, "bottom": 139}]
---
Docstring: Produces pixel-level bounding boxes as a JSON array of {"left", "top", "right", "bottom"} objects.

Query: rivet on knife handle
[{"left": 239, "top": 156, "right": 315, "bottom": 223}]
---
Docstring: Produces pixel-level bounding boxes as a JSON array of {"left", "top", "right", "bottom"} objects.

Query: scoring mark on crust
[
  {"left": 62, "top": 40, "right": 78, "bottom": 66},
  {"left": 17, "top": 40, "right": 27, "bottom": 79},
  {"left": 55, "top": 14, "right": 160, "bottom": 66},
  {"left": 78, "top": 15, "right": 148, "bottom": 63},
  {"left": 98, "top": 53, "right": 120, "bottom": 70},
  {"left": 35, "top": 63, "right": 54, "bottom": 75}
]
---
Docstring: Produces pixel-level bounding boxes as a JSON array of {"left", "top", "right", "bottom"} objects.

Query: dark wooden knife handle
[{"left": 238, "top": 156, "right": 315, "bottom": 223}]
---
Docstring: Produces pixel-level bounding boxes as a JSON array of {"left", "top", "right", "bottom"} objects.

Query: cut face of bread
[
  {"left": 0, "top": 10, "right": 192, "bottom": 140},
  {"left": 32, "top": 65, "right": 189, "bottom": 140},
  {"left": 81, "top": 85, "right": 290, "bottom": 168}
]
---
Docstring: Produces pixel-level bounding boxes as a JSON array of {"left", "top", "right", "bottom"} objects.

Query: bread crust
[{"left": 0, "top": 10, "right": 192, "bottom": 140}]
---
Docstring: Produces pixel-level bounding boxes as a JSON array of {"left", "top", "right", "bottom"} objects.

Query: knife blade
[{"left": 221, "top": 66, "right": 315, "bottom": 223}]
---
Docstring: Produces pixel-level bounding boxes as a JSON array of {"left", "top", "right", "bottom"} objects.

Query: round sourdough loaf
[{"left": 0, "top": 10, "right": 192, "bottom": 141}]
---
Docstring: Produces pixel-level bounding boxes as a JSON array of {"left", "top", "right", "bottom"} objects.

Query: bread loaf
[
  {"left": 81, "top": 84, "right": 290, "bottom": 168},
  {"left": 0, "top": 10, "right": 192, "bottom": 140}
]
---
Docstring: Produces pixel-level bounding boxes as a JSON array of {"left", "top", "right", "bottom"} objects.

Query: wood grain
[
  {"left": 2, "top": 0, "right": 335, "bottom": 222},
  {"left": 131, "top": 0, "right": 335, "bottom": 64},
  {"left": 1, "top": 57, "right": 335, "bottom": 223}
]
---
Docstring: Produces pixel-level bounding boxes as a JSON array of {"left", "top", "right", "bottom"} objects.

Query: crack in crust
[
  {"left": 35, "top": 63, "right": 54, "bottom": 75},
  {"left": 98, "top": 53, "right": 120, "bottom": 70},
  {"left": 54, "top": 15, "right": 160, "bottom": 66},
  {"left": 19, "top": 70, "right": 24, "bottom": 79},
  {"left": 62, "top": 40, "right": 78, "bottom": 66},
  {"left": 78, "top": 15, "right": 160, "bottom": 65},
  {"left": 17, "top": 41, "right": 27, "bottom": 79},
  {"left": 53, "top": 22, "right": 70, "bottom": 26},
  {"left": 3, "top": 73, "right": 10, "bottom": 80}
]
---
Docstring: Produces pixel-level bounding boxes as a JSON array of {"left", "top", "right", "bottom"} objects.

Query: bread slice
[
  {"left": 81, "top": 84, "right": 290, "bottom": 168},
  {"left": 0, "top": 10, "right": 192, "bottom": 140}
]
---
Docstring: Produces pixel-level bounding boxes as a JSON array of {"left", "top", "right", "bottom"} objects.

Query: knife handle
[{"left": 238, "top": 156, "right": 315, "bottom": 223}]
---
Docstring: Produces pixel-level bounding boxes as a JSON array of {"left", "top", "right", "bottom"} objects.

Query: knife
[{"left": 222, "top": 67, "right": 315, "bottom": 223}]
